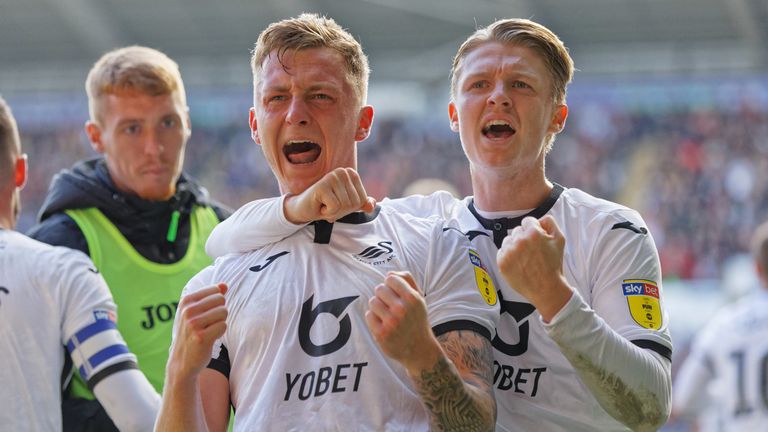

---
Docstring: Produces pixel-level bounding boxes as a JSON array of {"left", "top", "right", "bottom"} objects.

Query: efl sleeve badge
[
  {"left": 622, "top": 279, "right": 662, "bottom": 330},
  {"left": 469, "top": 249, "right": 497, "bottom": 306}
]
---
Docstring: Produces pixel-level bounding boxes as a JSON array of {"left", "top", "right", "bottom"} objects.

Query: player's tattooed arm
[
  {"left": 366, "top": 272, "right": 496, "bottom": 431},
  {"left": 413, "top": 330, "right": 496, "bottom": 432}
]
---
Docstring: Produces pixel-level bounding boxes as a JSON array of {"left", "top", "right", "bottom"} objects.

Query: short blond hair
[
  {"left": 251, "top": 13, "right": 370, "bottom": 104},
  {"left": 86, "top": 46, "right": 187, "bottom": 124},
  {"left": 0, "top": 95, "right": 20, "bottom": 183},
  {"left": 451, "top": 18, "right": 574, "bottom": 106}
]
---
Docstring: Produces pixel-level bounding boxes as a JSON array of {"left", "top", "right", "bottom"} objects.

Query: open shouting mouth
[
  {"left": 284, "top": 140, "right": 322, "bottom": 164},
  {"left": 482, "top": 120, "right": 516, "bottom": 140}
]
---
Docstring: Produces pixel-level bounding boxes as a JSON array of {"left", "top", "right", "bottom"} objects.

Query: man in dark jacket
[{"left": 27, "top": 46, "right": 230, "bottom": 431}]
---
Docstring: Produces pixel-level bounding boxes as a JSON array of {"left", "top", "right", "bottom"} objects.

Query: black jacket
[
  {"left": 28, "top": 157, "right": 230, "bottom": 263},
  {"left": 27, "top": 157, "right": 230, "bottom": 432}
]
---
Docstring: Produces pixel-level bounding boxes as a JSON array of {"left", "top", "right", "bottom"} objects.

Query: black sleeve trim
[
  {"left": 86, "top": 360, "right": 139, "bottom": 391},
  {"left": 206, "top": 345, "right": 231, "bottom": 379},
  {"left": 631, "top": 339, "right": 672, "bottom": 362},
  {"left": 432, "top": 320, "right": 492, "bottom": 342}
]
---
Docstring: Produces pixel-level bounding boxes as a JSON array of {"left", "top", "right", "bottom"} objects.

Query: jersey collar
[
  {"left": 468, "top": 184, "right": 565, "bottom": 248},
  {"left": 311, "top": 205, "right": 382, "bottom": 244}
]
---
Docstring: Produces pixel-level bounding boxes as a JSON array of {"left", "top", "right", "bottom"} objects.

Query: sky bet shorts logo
[
  {"left": 622, "top": 279, "right": 661, "bottom": 330},
  {"left": 469, "top": 249, "right": 497, "bottom": 306}
]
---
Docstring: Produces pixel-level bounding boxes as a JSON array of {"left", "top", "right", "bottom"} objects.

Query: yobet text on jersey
[{"left": 284, "top": 362, "right": 368, "bottom": 401}]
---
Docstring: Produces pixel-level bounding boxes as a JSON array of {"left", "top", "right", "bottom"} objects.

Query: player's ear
[
  {"left": 448, "top": 101, "right": 459, "bottom": 133},
  {"left": 354, "top": 105, "right": 374, "bottom": 142},
  {"left": 249, "top": 107, "right": 261, "bottom": 145},
  {"left": 14, "top": 153, "right": 27, "bottom": 190},
  {"left": 548, "top": 104, "right": 568, "bottom": 135},
  {"left": 85, "top": 121, "right": 105, "bottom": 153}
]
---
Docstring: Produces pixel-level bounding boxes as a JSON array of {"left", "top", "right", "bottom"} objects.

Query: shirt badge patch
[
  {"left": 469, "top": 249, "right": 497, "bottom": 306},
  {"left": 93, "top": 309, "right": 116, "bottom": 322},
  {"left": 622, "top": 279, "right": 661, "bottom": 330},
  {"left": 353, "top": 241, "right": 396, "bottom": 266}
]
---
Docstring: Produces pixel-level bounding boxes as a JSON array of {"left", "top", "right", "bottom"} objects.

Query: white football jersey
[
  {"left": 0, "top": 229, "right": 136, "bottom": 432},
  {"left": 181, "top": 206, "right": 499, "bottom": 431},
  {"left": 390, "top": 186, "right": 671, "bottom": 431},
  {"left": 204, "top": 185, "right": 672, "bottom": 431},
  {"left": 674, "top": 290, "right": 768, "bottom": 431}
]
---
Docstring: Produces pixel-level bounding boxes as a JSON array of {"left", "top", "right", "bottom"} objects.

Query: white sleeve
[
  {"left": 93, "top": 369, "right": 161, "bottom": 432},
  {"left": 543, "top": 292, "right": 671, "bottom": 429},
  {"left": 205, "top": 195, "right": 304, "bottom": 258},
  {"left": 56, "top": 250, "right": 138, "bottom": 386},
  {"left": 419, "top": 220, "right": 499, "bottom": 340},
  {"left": 543, "top": 212, "right": 672, "bottom": 429},
  {"left": 55, "top": 249, "right": 160, "bottom": 430},
  {"left": 589, "top": 213, "right": 672, "bottom": 352}
]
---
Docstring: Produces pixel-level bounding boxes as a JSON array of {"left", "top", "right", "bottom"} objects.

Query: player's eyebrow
[
  {"left": 262, "top": 84, "right": 290, "bottom": 94},
  {"left": 115, "top": 118, "right": 145, "bottom": 127},
  {"left": 305, "top": 83, "right": 339, "bottom": 93}
]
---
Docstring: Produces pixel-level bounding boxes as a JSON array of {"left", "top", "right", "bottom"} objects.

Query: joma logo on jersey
[
  {"left": 250, "top": 251, "right": 289, "bottom": 272},
  {"left": 353, "top": 241, "right": 395, "bottom": 266}
]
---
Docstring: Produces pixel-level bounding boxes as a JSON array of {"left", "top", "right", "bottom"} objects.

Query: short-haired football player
[{"left": 156, "top": 14, "right": 499, "bottom": 431}]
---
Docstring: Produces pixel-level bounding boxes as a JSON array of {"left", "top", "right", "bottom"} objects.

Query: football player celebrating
[
  {"left": 156, "top": 14, "right": 499, "bottom": 432},
  {"left": 205, "top": 18, "right": 673, "bottom": 432}
]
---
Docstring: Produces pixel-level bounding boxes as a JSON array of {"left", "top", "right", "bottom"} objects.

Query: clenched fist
[
  {"left": 496, "top": 216, "right": 573, "bottom": 322},
  {"left": 168, "top": 283, "right": 229, "bottom": 377},
  {"left": 284, "top": 167, "right": 376, "bottom": 223},
  {"left": 365, "top": 271, "right": 441, "bottom": 373}
]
